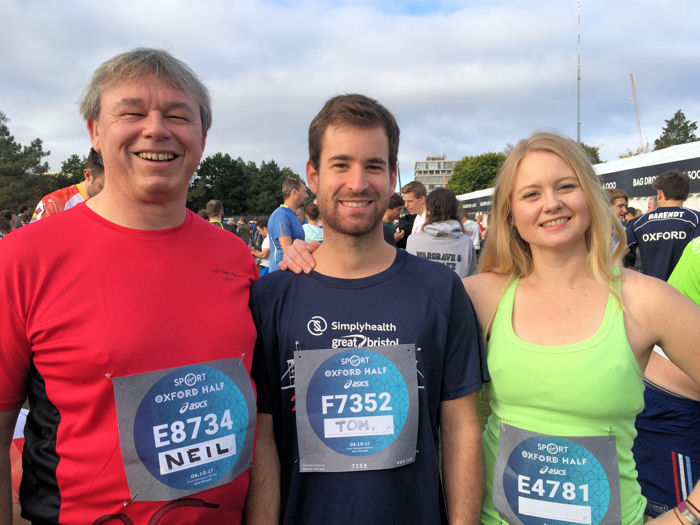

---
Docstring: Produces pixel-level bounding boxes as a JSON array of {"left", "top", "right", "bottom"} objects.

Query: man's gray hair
[{"left": 79, "top": 48, "right": 212, "bottom": 130}]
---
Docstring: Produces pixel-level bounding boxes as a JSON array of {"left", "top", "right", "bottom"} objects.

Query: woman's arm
[
  {"left": 462, "top": 272, "right": 510, "bottom": 335},
  {"left": 622, "top": 269, "right": 700, "bottom": 385},
  {"left": 649, "top": 482, "right": 700, "bottom": 523}
]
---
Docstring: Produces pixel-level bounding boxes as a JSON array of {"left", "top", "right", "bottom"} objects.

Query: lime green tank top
[
  {"left": 668, "top": 238, "right": 700, "bottom": 304},
  {"left": 481, "top": 278, "right": 646, "bottom": 524}
]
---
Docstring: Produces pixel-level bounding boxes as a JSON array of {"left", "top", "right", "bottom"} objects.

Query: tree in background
[
  {"left": 578, "top": 142, "right": 602, "bottom": 165},
  {"left": 654, "top": 110, "right": 698, "bottom": 151},
  {"left": 447, "top": 152, "right": 506, "bottom": 195},
  {"left": 619, "top": 144, "right": 650, "bottom": 159},
  {"left": 60, "top": 153, "right": 88, "bottom": 185},
  {"left": 188, "top": 153, "right": 255, "bottom": 215},
  {"left": 0, "top": 111, "right": 56, "bottom": 210},
  {"left": 250, "top": 160, "right": 301, "bottom": 214},
  {"left": 187, "top": 154, "right": 301, "bottom": 216}
]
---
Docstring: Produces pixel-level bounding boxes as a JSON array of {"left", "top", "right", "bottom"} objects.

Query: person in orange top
[{"left": 31, "top": 148, "right": 104, "bottom": 221}]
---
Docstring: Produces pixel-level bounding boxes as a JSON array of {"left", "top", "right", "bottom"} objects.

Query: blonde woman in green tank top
[{"left": 463, "top": 132, "right": 700, "bottom": 525}]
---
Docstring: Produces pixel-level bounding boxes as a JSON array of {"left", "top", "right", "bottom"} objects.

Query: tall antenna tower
[
  {"left": 577, "top": 0, "right": 582, "bottom": 142},
  {"left": 629, "top": 74, "right": 644, "bottom": 151}
]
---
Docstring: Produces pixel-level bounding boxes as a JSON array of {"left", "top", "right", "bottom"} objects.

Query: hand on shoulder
[{"left": 279, "top": 239, "right": 320, "bottom": 274}]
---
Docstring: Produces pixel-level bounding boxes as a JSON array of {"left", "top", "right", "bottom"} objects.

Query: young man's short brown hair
[
  {"left": 388, "top": 193, "right": 405, "bottom": 210},
  {"left": 653, "top": 169, "right": 690, "bottom": 201},
  {"left": 308, "top": 94, "right": 400, "bottom": 174},
  {"left": 401, "top": 180, "right": 427, "bottom": 200},
  {"left": 282, "top": 178, "right": 305, "bottom": 200},
  {"left": 206, "top": 199, "right": 223, "bottom": 218},
  {"left": 604, "top": 188, "right": 628, "bottom": 205}
]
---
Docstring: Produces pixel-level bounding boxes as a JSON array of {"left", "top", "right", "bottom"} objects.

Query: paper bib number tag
[
  {"left": 112, "top": 359, "right": 256, "bottom": 501},
  {"left": 493, "top": 424, "right": 621, "bottom": 525},
  {"left": 294, "top": 345, "right": 418, "bottom": 473}
]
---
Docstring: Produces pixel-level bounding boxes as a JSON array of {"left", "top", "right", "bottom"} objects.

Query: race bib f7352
[{"left": 293, "top": 345, "right": 418, "bottom": 473}]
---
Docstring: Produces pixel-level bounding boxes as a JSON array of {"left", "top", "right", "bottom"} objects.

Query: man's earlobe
[
  {"left": 86, "top": 120, "right": 101, "bottom": 151},
  {"left": 306, "top": 161, "right": 320, "bottom": 193}
]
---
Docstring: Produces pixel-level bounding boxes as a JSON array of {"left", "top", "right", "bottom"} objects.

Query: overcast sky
[{"left": 2, "top": 0, "right": 699, "bottom": 184}]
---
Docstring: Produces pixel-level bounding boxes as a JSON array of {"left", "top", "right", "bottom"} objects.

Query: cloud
[{"left": 2, "top": 0, "right": 699, "bottom": 182}]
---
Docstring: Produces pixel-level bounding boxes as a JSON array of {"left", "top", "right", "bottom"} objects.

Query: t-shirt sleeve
[
  {"left": 276, "top": 213, "right": 293, "bottom": 239},
  {"left": 0, "top": 246, "right": 32, "bottom": 410},
  {"left": 250, "top": 280, "right": 279, "bottom": 414},
  {"left": 667, "top": 238, "right": 700, "bottom": 305},
  {"left": 441, "top": 273, "right": 489, "bottom": 400},
  {"left": 405, "top": 234, "right": 417, "bottom": 255},
  {"left": 32, "top": 196, "right": 56, "bottom": 221},
  {"left": 625, "top": 218, "right": 638, "bottom": 249}
]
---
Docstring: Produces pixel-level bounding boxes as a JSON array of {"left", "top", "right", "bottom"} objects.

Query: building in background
[{"left": 413, "top": 155, "right": 457, "bottom": 191}]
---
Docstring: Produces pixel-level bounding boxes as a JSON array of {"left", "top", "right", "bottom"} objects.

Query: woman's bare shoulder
[
  {"left": 620, "top": 267, "right": 695, "bottom": 323},
  {"left": 463, "top": 271, "right": 510, "bottom": 295},
  {"left": 463, "top": 272, "right": 512, "bottom": 323},
  {"left": 619, "top": 267, "right": 671, "bottom": 307}
]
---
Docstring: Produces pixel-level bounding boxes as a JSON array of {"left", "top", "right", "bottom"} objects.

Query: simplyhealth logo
[
  {"left": 306, "top": 316, "right": 399, "bottom": 348},
  {"left": 307, "top": 316, "right": 328, "bottom": 336},
  {"left": 306, "top": 316, "right": 399, "bottom": 337}
]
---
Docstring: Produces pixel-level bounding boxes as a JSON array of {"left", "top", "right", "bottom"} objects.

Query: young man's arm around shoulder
[{"left": 440, "top": 393, "right": 483, "bottom": 525}]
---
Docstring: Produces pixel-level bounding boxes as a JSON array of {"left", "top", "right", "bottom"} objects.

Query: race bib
[
  {"left": 493, "top": 424, "right": 621, "bottom": 525},
  {"left": 293, "top": 345, "right": 418, "bottom": 473},
  {"left": 112, "top": 359, "right": 256, "bottom": 500}
]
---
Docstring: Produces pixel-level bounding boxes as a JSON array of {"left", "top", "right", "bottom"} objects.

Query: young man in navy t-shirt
[
  {"left": 626, "top": 169, "right": 699, "bottom": 280},
  {"left": 246, "top": 94, "right": 488, "bottom": 525}
]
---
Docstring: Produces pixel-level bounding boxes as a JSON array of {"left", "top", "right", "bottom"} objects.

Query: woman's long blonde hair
[{"left": 478, "top": 132, "right": 626, "bottom": 294}]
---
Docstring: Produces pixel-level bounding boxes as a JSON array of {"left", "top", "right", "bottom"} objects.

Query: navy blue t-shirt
[
  {"left": 626, "top": 206, "right": 700, "bottom": 280},
  {"left": 250, "top": 249, "right": 488, "bottom": 525}
]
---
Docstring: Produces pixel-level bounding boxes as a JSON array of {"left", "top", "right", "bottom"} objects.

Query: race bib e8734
[{"left": 112, "top": 359, "right": 256, "bottom": 501}]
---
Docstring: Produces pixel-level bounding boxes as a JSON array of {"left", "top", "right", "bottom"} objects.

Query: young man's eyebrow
[
  {"left": 327, "top": 154, "right": 386, "bottom": 165},
  {"left": 328, "top": 154, "right": 352, "bottom": 162}
]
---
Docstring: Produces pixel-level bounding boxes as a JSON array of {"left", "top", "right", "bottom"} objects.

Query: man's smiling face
[
  {"left": 87, "top": 75, "right": 206, "bottom": 206},
  {"left": 307, "top": 124, "right": 396, "bottom": 239}
]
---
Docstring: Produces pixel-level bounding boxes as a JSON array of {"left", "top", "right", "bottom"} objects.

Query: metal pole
[
  {"left": 577, "top": 0, "right": 582, "bottom": 142},
  {"left": 629, "top": 74, "right": 644, "bottom": 151}
]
